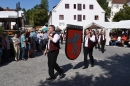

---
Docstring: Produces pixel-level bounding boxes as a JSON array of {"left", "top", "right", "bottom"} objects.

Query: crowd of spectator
[
  {"left": 0, "top": 28, "right": 66, "bottom": 65},
  {"left": 110, "top": 29, "right": 130, "bottom": 47}
]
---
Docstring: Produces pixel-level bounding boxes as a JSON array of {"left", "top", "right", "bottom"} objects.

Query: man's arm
[
  {"left": 12, "top": 38, "right": 19, "bottom": 45},
  {"left": 90, "top": 35, "right": 95, "bottom": 42},
  {"left": 48, "top": 34, "right": 60, "bottom": 43}
]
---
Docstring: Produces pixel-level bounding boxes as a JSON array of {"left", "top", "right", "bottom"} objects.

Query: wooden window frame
[
  {"left": 77, "top": 15, "right": 82, "bottom": 21},
  {"left": 65, "top": 4, "right": 69, "bottom": 9},
  {"left": 83, "top": 4, "right": 85, "bottom": 9},
  {"left": 95, "top": 15, "right": 99, "bottom": 20},
  {"left": 74, "top": 15, "right": 76, "bottom": 20},
  {"left": 74, "top": 4, "right": 76, "bottom": 9},
  {"left": 89, "top": 4, "right": 93, "bottom": 9},
  {"left": 59, "top": 15, "right": 64, "bottom": 20},
  {"left": 77, "top": 4, "right": 82, "bottom": 11},
  {"left": 83, "top": 15, "right": 86, "bottom": 20}
]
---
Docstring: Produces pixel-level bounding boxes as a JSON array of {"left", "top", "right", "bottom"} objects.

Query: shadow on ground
[
  {"left": 38, "top": 53, "right": 130, "bottom": 86},
  {"left": 54, "top": 63, "right": 73, "bottom": 78}
]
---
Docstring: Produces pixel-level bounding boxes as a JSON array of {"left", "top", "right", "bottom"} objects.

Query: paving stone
[{"left": 0, "top": 45, "right": 130, "bottom": 86}]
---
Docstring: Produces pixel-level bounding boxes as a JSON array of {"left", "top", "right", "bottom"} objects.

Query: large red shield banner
[{"left": 65, "top": 24, "right": 83, "bottom": 60}]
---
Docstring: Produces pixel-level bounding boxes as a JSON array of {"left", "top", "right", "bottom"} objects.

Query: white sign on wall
[{"left": 59, "top": 22, "right": 65, "bottom": 26}]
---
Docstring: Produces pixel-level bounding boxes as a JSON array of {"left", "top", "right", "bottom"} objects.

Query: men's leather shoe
[
  {"left": 59, "top": 73, "right": 64, "bottom": 78},
  {"left": 82, "top": 66, "right": 88, "bottom": 69},
  {"left": 46, "top": 77, "right": 56, "bottom": 81},
  {"left": 59, "top": 70, "right": 64, "bottom": 78},
  {"left": 91, "top": 64, "right": 94, "bottom": 67}
]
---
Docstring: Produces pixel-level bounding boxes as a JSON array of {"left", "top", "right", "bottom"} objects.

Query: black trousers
[
  {"left": 47, "top": 49, "right": 63, "bottom": 78},
  {"left": 61, "top": 38, "right": 63, "bottom": 44},
  {"left": 100, "top": 41, "right": 105, "bottom": 53},
  {"left": 83, "top": 47, "right": 94, "bottom": 67},
  {"left": 95, "top": 42, "right": 100, "bottom": 49},
  {"left": 42, "top": 39, "right": 48, "bottom": 51}
]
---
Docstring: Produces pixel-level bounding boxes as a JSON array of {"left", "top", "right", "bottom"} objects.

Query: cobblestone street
[{"left": 0, "top": 44, "right": 130, "bottom": 86}]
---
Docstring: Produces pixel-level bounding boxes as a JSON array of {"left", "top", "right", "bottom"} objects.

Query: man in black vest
[
  {"left": 98, "top": 31, "right": 106, "bottom": 53},
  {"left": 83, "top": 29, "right": 95, "bottom": 69},
  {"left": 44, "top": 25, "right": 64, "bottom": 81},
  {"left": 95, "top": 30, "right": 100, "bottom": 49}
]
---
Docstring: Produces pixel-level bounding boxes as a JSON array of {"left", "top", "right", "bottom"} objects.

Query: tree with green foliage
[
  {"left": 97, "top": 0, "right": 111, "bottom": 21},
  {"left": 34, "top": 9, "right": 48, "bottom": 26},
  {"left": 40, "top": 0, "right": 49, "bottom": 11},
  {"left": 22, "top": 0, "right": 49, "bottom": 26},
  {"left": 113, "top": 3, "right": 130, "bottom": 22}
]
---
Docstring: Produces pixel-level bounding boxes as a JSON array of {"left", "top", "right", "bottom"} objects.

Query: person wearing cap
[{"left": 20, "top": 31, "right": 26, "bottom": 60}]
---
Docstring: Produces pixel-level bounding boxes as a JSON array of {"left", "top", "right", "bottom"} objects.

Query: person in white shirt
[
  {"left": 12, "top": 33, "right": 20, "bottom": 61},
  {"left": 44, "top": 25, "right": 64, "bottom": 81},
  {"left": 98, "top": 31, "right": 106, "bottom": 53},
  {"left": 37, "top": 31, "right": 41, "bottom": 39},
  {"left": 42, "top": 31, "right": 49, "bottom": 51},
  {"left": 115, "top": 36, "right": 121, "bottom": 46},
  {"left": 83, "top": 29, "right": 95, "bottom": 69}
]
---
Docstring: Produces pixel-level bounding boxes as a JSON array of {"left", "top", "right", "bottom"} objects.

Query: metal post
[
  {"left": 17, "top": 8, "right": 19, "bottom": 36},
  {"left": 16, "top": 2, "right": 21, "bottom": 36}
]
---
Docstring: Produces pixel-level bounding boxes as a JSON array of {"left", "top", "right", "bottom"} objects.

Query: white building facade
[
  {"left": 108, "top": 0, "right": 130, "bottom": 22},
  {"left": 48, "top": 0, "right": 105, "bottom": 30}
]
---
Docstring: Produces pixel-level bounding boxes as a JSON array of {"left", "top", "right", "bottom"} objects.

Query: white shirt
[
  {"left": 43, "top": 33, "right": 48, "bottom": 39},
  {"left": 98, "top": 35, "right": 105, "bottom": 42},
  {"left": 12, "top": 37, "right": 20, "bottom": 47},
  {"left": 117, "top": 36, "right": 121, "bottom": 42},
  {"left": 84, "top": 35, "right": 95, "bottom": 47},
  {"left": 46, "top": 33, "right": 60, "bottom": 50},
  {"left": 60, "top": 34, "right": 64, "bottom": 37},
  {"left": 37, "top": 34, "right": 40, "bottom": 39}
]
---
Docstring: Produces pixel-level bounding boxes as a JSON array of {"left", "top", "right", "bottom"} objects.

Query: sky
[{"left": 0, "top": 0, "right": 60, "bottom": 11}]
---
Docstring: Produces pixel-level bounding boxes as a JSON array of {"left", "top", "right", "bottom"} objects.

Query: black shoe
[
  {"left": 59, "top": 73, "right": 64, "bottom": 78},
  {"left": 22, "top": 59, "right": 26, "bottom": 61},
  {"left": 102, "top": 51, "right": 104, "bottom": 53},
  {"left": 82, "top": 66, "right": 88, "bottom": 69},
  {"left": 59, "top": 70, "right": 64, "bottom": 78},
  {"left": 46, "top": 77, "right": 56, "bottom": 81},
  {"left": 91, "top": 64, "right": 94, "bottom": 67}
]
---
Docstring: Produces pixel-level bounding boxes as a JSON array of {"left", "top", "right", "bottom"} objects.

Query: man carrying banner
[
  {"left": 83, "top": 29, "right": 95, "bottom": 69},
  {"left": 44, "top": 25, "right": 64, "bottom": 81}
]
